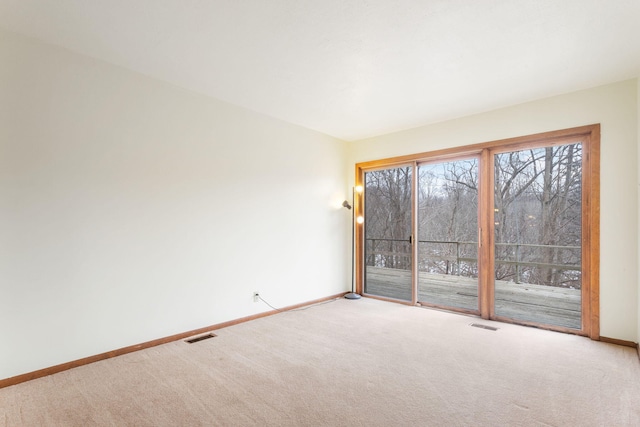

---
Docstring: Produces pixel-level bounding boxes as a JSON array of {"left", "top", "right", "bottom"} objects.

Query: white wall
[
  {"left": 349, "top": 79, "right": 639, "bottom": 342},
  {"left": 0, "top": 31, "right": 350, "bottom": 380}
]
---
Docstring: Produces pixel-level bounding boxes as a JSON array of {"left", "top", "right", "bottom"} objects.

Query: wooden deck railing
[{"left": 365, "top": 238, "right": 581, "bottom": 284}]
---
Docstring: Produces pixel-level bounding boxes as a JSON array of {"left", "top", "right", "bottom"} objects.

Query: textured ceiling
[{"left": 1, "top": 0, "right": 639, "bottom": 141}]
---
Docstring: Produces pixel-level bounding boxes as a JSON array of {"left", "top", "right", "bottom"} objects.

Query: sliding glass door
[
  {"left": 363, "top": 166, "right": 413, "bottom": 301},
  {"left": 355, "top": 125, "right": 599, "bottom": 338},
  {"left": 417, "top": 159, "right": 479, "bottom": 312},
  {"left": 493, "top": 143, "right": 582, "bottom": 329}
]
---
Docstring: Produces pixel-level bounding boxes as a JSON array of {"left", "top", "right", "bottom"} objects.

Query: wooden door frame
[{"left": 355, "top": 124, "right": 600, "bottom": 340}]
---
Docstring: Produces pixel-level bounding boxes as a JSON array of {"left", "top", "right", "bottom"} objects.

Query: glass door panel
[
  {"left": 493, "top": 143, "right": 582, "bottom": 328},
  {"left": 363, "top": 167, "right": 413, "bottom": 301},
  {"left": 417, "top": 159, "right": 479, "bottom": 311}
]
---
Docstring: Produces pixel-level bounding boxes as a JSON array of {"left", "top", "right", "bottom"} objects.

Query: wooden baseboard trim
[
  {"left": 0, "top": 292, "right": 347, "bottom": 389},
  {"left": 600, "top": 336, "right": 638, "bottom": 348}
]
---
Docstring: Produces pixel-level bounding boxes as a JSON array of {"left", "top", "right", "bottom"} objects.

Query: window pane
[
  {"left": 494, "top": 144, "right": 582, "bottom": 328},
  {"left": 417, "top": 159, "right": 479, "bottom": 311},
  {"left": 364, "top": 167, "right": 412, "bottom": 301}
]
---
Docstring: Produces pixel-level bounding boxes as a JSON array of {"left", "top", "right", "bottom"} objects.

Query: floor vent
[
  {"left": 185, "top": 333, "right": 217, "bottom": 344},
  {"left": 470, "top": 323, "right": 499, "bottom": 331}
]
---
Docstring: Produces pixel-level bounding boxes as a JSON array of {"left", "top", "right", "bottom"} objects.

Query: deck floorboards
[{"left": 365, "top": 266, "right": 581, "bottom": 329}]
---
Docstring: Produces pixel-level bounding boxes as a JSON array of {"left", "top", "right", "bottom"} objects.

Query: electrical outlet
[{"left": 253, "top": 292, "right": 259, "bottom": 303}]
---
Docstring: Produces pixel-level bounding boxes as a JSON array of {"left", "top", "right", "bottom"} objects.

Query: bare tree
[
  {"left": 363, "top": 143, "right": 582, "bottom": 289},
  {"left": 364, "top": 167, "right": 412, "bottom": 269},
  {"left": 494, "top": 143, "right": 582, "bottom": 288}
]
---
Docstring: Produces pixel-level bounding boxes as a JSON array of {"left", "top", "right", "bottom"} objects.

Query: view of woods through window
[
  {"left": 494, "top": 143, "right": 582, "bottom": 327},
  {"left": 418, "top": 159, "right": 479, "bottom": 311},
  {"left": 364, "top": 167, "right": 413, "bottom": 301},
  {"left": 362, "top": 138, "right": 586, "bottom": 331}
]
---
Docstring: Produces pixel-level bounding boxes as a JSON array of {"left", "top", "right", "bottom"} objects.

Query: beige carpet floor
[{"left": 1, "top": 297, "right": 639, "bottom": 426}]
